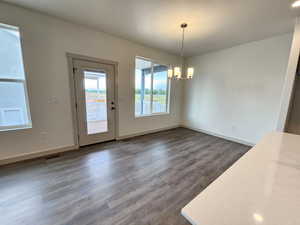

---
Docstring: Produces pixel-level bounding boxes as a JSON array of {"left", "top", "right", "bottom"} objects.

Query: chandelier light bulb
[
  {"left": 168, "top": 68, "right": 173, "bottom": 78},
  {"left": 292, "top": 0, "right": 300, "bottom": 7},
  {"left": 187, "top": 67, "right": 194, "bottom": 79},
  {"left": 174, "top": 67, "right": 181, "bottom": 79}
]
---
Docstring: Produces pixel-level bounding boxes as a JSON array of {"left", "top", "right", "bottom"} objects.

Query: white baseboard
[
  {"left": 181, "top": 125, "right": 255, "bottom": 147},
  {"left": 0, "top": 145, "right": 78, "bottom": 166},
  {"left": 0, "top": 126, "right": 180, "bottom": 166},
  {"left": 117, "top": 125, "right": 180, "bottom": 140},
  {"left": 0, "top": 125, "right": 253, "bottom": 166}
]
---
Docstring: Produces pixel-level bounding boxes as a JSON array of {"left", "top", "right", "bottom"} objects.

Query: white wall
[
  {"left": 0, "top": 3, "right": 182, "bottom": 160},
  {"left": 182, "top": 33, "right": 293, "bottom": 145}
]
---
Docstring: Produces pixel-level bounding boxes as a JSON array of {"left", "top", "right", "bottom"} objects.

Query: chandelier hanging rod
[{"left": 180, "top": 23, "right": 187, "bottom": 58}]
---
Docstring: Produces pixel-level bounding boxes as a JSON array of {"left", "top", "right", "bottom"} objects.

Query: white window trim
[
  {"left": 0, "top": 23, "right": 32, "bottom": 132},
  {"left": 134, "top": 56, "right": 171, "bottom": 118}
]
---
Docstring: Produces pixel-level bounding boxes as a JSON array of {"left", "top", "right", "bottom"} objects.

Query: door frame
[{"left": 66, "top": 53, "right": 119, "bottom": 148}]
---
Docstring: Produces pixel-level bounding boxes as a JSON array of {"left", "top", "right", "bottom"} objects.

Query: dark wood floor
[{"left": 0, "top": 128, "right": 250, "bottom": 225}]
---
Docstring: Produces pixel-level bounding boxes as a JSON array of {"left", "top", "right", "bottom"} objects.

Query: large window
[
  {"left": 135, "top": 57, "right": 170, "bottom": 116},
  {"left": 0, "top": 23, "right": 32, "bottom": 131}
]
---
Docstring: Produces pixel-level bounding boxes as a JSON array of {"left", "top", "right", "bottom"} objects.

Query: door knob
[{"left": 111, "top": 106, "right": 116, "bottom": 110}]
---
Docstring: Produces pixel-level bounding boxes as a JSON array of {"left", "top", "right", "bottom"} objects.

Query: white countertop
[{"left": 181, "top": 132, "right": 300, "bottom": 225}]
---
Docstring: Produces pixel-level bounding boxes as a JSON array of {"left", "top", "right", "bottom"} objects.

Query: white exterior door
[{"left": 73, "top": 59, "right": 116, "bottom": 146}]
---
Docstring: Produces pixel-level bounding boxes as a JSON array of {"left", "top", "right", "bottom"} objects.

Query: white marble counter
[{"left": 181, "top": 132, "right": 300, "bottom": 225}]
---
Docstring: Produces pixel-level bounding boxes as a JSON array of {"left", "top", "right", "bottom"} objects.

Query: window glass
[
  {"left": 143, "top": 72, "right": 152, "bottom": 115},
  {"left": 153, "top": 64, "right": 168, "bottom": 113},
  {"left": 135, "top": 66, "right": 142, "bottom": 115},
  {"left": 0, "top": 23, "right": 31, "bottom": 131},
  {"left": 0, "top": 25, "right": 25, "bottom": 80},
  {"left": 135, "top": 58, "right": 152, "bottom": 115},
  {"left": 0, "top": 82, "right": 30, "bottom": 127},
  {"left": 84, "top": 71, "right": 107, "bottom": 135},
  {"left": 135, "top": 57, "right": 170, "bottom": 116}
]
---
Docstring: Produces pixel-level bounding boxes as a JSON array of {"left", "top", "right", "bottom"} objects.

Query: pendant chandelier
[{"left": 168, "top": 23, "right": 194, "bottom": 80}]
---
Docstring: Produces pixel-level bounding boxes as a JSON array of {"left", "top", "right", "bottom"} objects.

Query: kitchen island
[{"left": 182, "top": 132, "right": 300, "bottom": 225}]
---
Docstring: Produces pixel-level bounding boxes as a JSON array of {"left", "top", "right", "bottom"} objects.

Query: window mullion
[{"left": 0, "top": 78, "right": 25, "bottom": 83}]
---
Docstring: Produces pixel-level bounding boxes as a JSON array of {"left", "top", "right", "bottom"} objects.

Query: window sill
[
  {"left": 135, "top": 112, "right": 170, "bottom": 118},
  {"left": 0, "top": 124, "right": 32, "bottom": 133}
]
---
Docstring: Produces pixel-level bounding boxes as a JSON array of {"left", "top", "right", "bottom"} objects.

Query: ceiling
[{"left": 4, "top": 0, "right": 299, "bottom": 56}]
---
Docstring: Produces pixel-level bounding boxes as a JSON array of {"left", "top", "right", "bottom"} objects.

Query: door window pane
[
  {"left": 84, "top": 71, "right": 107, "bottom": 135},
  {"left": 153, "top": 64, "right": 168, "bottom": 113}
]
